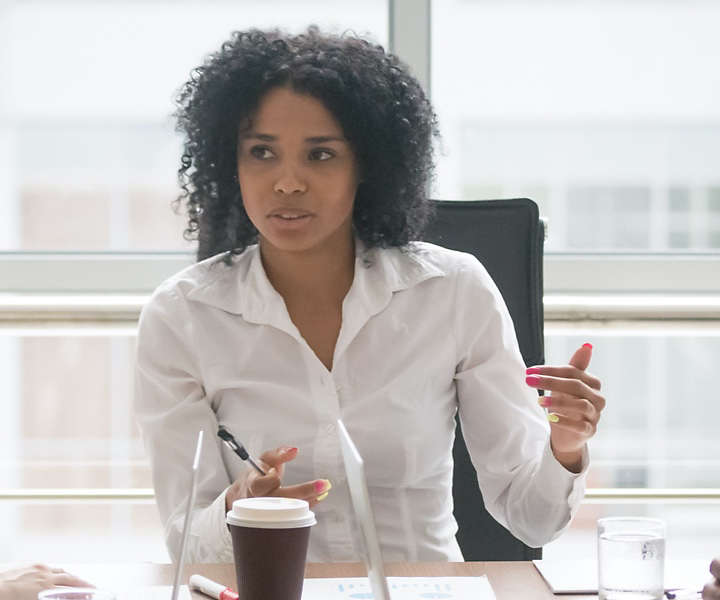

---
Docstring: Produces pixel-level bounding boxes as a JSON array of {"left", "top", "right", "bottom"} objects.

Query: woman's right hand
[{"left": 224, "top": 446, "right": 331, "bottom": 511}]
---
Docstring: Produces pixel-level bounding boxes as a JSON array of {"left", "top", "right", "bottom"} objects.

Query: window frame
[{"left": 1, "top": 0, "right": 718, "bottom": 507}]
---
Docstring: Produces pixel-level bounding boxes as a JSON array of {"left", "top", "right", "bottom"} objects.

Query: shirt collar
[
  {"left": 184, "top": 239, "right": 447, "bottom": 328},
  {"left": 348, "top": 239, "right": 446, "bottom": 319},
  {"left": 185, "top": 245, "right": 286, "bottom": 328}
]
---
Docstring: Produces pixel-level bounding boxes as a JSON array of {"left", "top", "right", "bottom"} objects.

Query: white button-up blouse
[{"left": 134, "top": 241, "right": 587, "bottom": 564}]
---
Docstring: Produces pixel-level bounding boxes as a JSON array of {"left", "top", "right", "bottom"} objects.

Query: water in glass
[{"left": 598, "top": 531, "right": 665, "bottom": 600}]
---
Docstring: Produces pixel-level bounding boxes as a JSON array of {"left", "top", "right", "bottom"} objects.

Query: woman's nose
[{"left": 273, "top": 165, "right": 307, "bottom": 195}]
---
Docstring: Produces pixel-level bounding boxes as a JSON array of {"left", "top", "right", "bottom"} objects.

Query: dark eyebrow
[
  {"left": 239, "top": 133, "right": 276, "bottom": 142},
  {"left": 305, "top": 136, "right": 346, "bottom": 144},
  {"left": 239, "top": 133, "right": 346, "bottom": 144}
]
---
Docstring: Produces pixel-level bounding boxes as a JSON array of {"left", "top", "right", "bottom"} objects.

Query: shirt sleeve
[
  {"left": 134, "top": 286, "right": 234, "bottom": 563},
  {"left": 452, "top": 257, "right": 588, "bottom": 548}
]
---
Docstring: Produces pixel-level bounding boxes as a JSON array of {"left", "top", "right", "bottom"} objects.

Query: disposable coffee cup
[{"left": 227, "top": 497, "right": 316, "bottom": 600}]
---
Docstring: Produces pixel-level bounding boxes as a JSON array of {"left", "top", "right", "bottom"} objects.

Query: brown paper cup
[{"left": 227, "top": 497, "right": 316, "bottom": 600}]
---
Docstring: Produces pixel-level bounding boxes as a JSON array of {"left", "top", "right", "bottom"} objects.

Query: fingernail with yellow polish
[
  {"left": 316, "top": 492, "right": 329, "bottom": 502},
  {"left": 547, "top": 413, "right": 560, "bottom": 423}
]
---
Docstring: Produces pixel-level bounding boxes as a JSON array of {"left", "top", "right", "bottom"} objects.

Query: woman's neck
[{"left": 259, "top": 234, "right": 356, "bottom": 307}]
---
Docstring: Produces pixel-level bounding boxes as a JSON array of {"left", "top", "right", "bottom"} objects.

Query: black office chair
[{"left": 422, "top": 198, "right": 545, "bottom": 561}]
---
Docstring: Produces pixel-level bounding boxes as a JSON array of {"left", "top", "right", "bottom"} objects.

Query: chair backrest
[{"left": 421, "top": 198, "right": 545, "bottom": 561}]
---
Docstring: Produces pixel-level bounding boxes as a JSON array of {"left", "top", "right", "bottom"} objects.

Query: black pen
[{"left": 217, "top": 426, "right": 267, "bottom": 476}]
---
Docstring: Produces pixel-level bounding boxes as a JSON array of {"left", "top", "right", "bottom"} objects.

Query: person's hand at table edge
[
  {"left": 702, "top": 557, "right": 720, "bottom": 599},
  {"left": 526, "top": 342, "right": 605, "bottom": 473},
  {"left": 0, "top": 564, "right": 93, "bottom": 600}
]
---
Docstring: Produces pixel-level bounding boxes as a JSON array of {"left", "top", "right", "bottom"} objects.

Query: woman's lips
[
  {"left": 271, "top": 214, "right": 311, "bottom": 220},
  {"left": 267, "top": 209, "right": 313, "bottom": 219},
  {"left": 267, "top": 210, "right": 314, "bottom": 230}
]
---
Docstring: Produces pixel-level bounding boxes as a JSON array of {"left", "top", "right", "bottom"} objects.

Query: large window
[
  {"left": 0, "top": 0, "right": 387, "bottom": 562},
  {"left": 1, "top": 1, "right": 387, "bottom": 252},
  {"left": 431, "top": 0, "right": 720, "bottom": 560},
  {"left": 431, "top": 0, "right": 720, "bottom": 253},
  {"left": 1, "top": 0, "right": 718, "bottom": 563}
]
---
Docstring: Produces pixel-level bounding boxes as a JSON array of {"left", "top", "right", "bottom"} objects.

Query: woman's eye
[
  {"left": 309, "top": 148, "right": 334, "bottom": 161},
  {"left": 249, "top": 146, "right": 274, "bottom": 160}
]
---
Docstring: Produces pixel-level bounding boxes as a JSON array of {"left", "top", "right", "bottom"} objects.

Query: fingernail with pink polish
[
  {"left": 526, "top": 367, "right": 542, "bottom": 374},
  {"left": 583, "top": 342, "right": 593, "bottom": 349},
  {"left": 525, "top": 375, "right": 542, "bottom": 386},
  {"left": 314, "top": 479, "right": 331, "bottom": 493},
  {"left": 538, "top": 397, "right": 551, "bottom": 408}
]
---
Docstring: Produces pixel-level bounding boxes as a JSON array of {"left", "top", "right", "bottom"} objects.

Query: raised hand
[{"left": 525, "top": 343, "right": 605, "bottom": 472}]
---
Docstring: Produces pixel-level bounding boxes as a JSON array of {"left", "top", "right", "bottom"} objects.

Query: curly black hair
[{"left": 173, "top": 26, "right": 439, "bottom": 263}]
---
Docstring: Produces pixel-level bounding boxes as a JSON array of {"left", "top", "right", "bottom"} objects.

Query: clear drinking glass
[
  {"left": 38, "top": 589, "right": 116, "bottom": 600},
  {"left": 597, "top": 517, "right": 666, "bottom": 600}
]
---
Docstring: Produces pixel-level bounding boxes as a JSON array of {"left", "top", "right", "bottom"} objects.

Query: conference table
[{"left": 61, "top": 561, "right": 591, "bottom": 599}]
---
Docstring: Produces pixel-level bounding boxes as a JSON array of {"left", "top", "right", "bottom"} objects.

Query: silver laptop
[
  {"left": 169, "top": 429, "right": 203, "bottom": 600},
  {"left": 115, "top": 431, "right": 202, "bottom": 600},
  {"left": 337, "top": 419, "right": 392, "bottom": 600}
]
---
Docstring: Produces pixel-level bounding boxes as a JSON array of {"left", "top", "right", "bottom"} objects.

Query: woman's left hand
[{"left": 525, "top": 343, "right": 605, "bottom": 472}]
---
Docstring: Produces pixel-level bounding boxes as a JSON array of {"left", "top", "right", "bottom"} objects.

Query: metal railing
[
  {"left": 2, "top": 293, "right": 720, "bottom": 325},
  {"left": 2, "top": 488, "right": 720, "bottom": 503}
]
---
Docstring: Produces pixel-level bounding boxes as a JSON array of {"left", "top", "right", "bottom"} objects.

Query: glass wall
[
  {"left": 431, "top": 0, "right": 720, "bottom": 252},
  {"left": 431, "top": 0, "right": 720, "bottom": 560},
  {"left": 0, "top": 0, "right": 388, "bottom": 562},
  {"left": 1, "top": 0, "right": 718, "bottom": 565},
  {"left": 0, "top": 0, "right": 388, "bottom": 251}
]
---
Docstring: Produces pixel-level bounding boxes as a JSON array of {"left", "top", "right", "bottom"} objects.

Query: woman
[{"left": 134, "top": 27, "right": 605, "bottom": 563}]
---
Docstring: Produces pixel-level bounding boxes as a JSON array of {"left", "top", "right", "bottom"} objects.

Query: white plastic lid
[{"left": 226, "top": 497, "right": 316, "bottom": 529}]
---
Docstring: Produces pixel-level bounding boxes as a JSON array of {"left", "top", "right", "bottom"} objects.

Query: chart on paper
[{"left": 302, "top": 576, "right": 496, "bottom": 600}]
